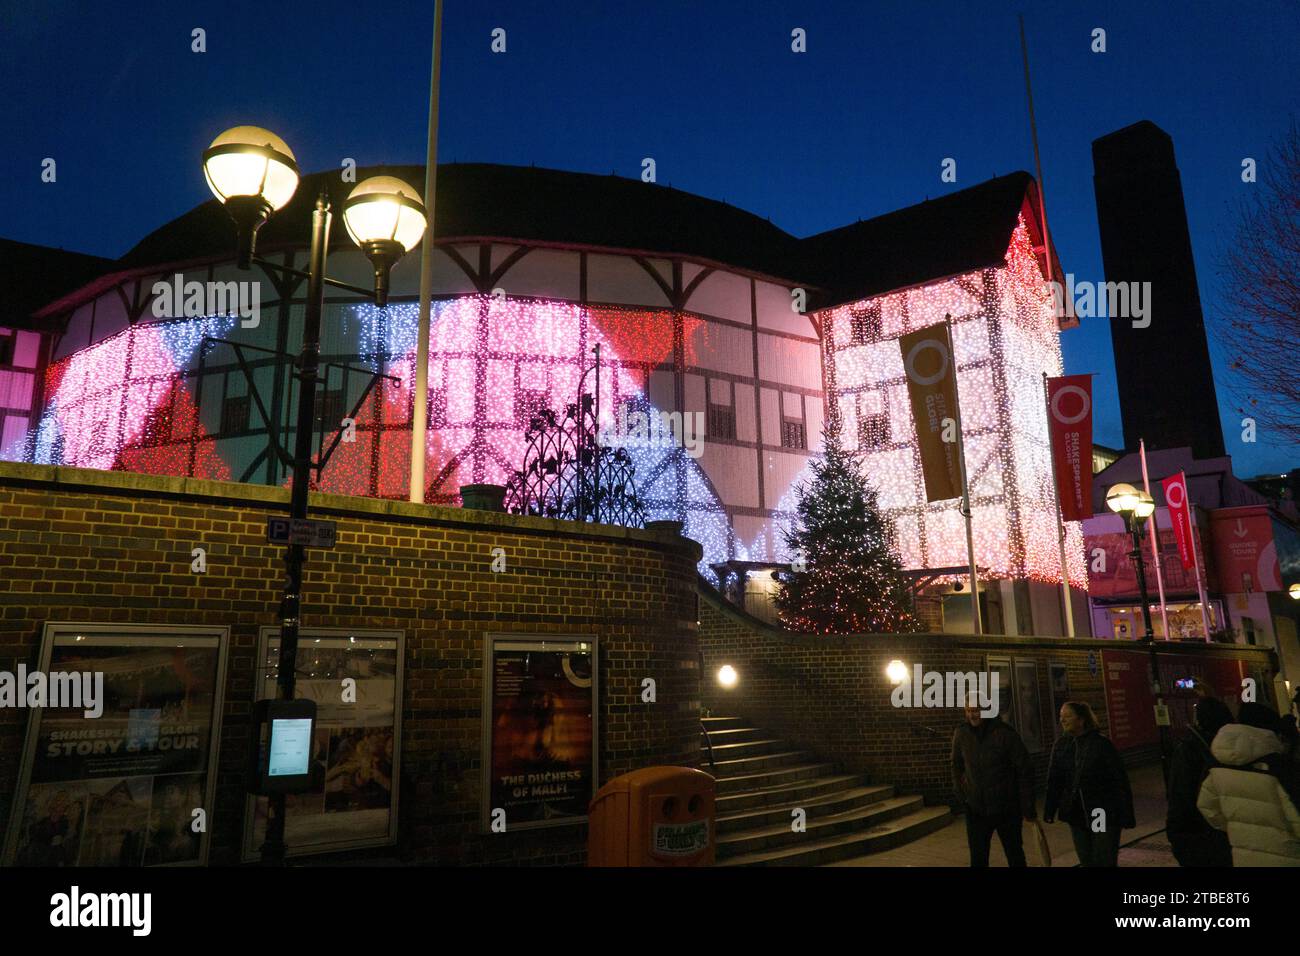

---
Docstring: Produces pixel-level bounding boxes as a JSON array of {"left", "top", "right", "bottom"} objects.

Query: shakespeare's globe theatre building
[{"left": 9, "top": 162, "right": 1087, "bottom": 633}]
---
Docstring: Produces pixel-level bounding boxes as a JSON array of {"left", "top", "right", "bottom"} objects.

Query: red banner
[
  {"left": 1161, "top": 471, "right": 1195, "bottom": 570},
  {"left": 1046, "top": 375, "right": 1093, "bottom": 521}
]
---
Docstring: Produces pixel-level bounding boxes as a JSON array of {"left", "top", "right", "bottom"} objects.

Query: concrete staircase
[{"left": 702, "top": 715, "right": 950, "bottom": 866}]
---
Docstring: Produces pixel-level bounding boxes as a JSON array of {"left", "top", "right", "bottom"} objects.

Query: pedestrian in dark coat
[
  {"left": 1043, "top": 700, "right": 1135, "bottom": 867},
  {"left": 951, "top": 701, "right": 1036, "bottom": 867},
  {"left": 1166, "top": 697, "right": 1233, "bottom": 867}
]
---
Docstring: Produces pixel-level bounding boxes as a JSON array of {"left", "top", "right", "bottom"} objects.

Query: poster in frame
[
  {"left": 985, "top": 655, "right": 1016, "bottom": 731},
  {"left": 1047, "top": 661, "right": 1071, "bottom": 741},
  {"left": 1013, "top": 659, "right": 1045, "bottom": 753},
  {"left": 482, "top": 633, "right": 597, "bottom": 832},
  {"left": 2, "top": 622, "right": 229, "bottom": 867},
  {"left": 242, "top": 626, "right": 403, "bottom": 861}
]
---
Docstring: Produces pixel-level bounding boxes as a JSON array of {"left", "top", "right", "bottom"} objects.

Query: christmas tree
[{"left": 775, "top": 428, "right": 920, "bottom": 634}]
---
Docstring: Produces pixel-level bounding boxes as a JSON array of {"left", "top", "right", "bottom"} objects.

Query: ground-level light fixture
[
  {"left": 886, "top": 660, "right": 909, "bottom": 685},
  {"left": 716, "top": 665, "right": 738, "bottom": 688}
]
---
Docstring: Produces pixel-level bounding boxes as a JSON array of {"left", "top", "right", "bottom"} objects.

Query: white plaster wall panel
[
  {"left": 755, "top": 279, "right": 814, "bottom": 336},
  {"left": 708, "top": 377, "right": 731, "bottom": 406},
  {"left": 490, "top": 243, "right": 521, "bottom": 273},
  {"left": 2, "top": 413, "right": 28, "bottom": 453},
  {"left": 805, "top": 397, "right": 824, "bottom": 448},
  {"left": 14, "top": 332, "right": 41, "bottom": 368},
  {"left": 891, "top": 512, "right": 923, "bottom": 570},
  {"left": 839, "top": 396, "right": 858, "bottom": 446},
  {"left": 587, "top": 254, "right": 671, "bottom": 307},
  {"left": 957, "top": 364, "right": 998, "bottom": 432},
  {"left": 0, "top": 370, "right": 33, "bottom": 408},
  {"left": 684, "top": 269, "right": 750, "bottom": 323},
  {"left": 863, "top": 446, "right": 916, "bottom": 511},
  {"left": 429, "top": 246, "right": 483, "bottom": 295},
  {"left": 700, "top": 443, "right": 760, "bottom": 508},
  {"left": 446, "top": 358, "right": 474, "bottom": 421},
  {"left": 90, "top": 287, "right": 130, "bottom": 346},
  {"left": 757, "top": 334, "right": 820, "bottom": 388},
  {"left": 781, "top": 390, "right": 803, "bottom": 421},
  {"left": 491, "top": 248, "right": 580, "bottom": 302},
  {"left": 684, "top": 373, "right": 706, "bottom": 417},
  {"left": 734, "top": 383, "right": 757, "bottom": 441},
  {"left": 488, "top": 360, "right": 513, "bottom": 422},
  {"left": 733, "top": 515, "right": 770, "bottom": 560},
  {"left": 694, "top": 322, "right": 753, "bottom": 378},
  {"left": 763, "top": 449, "right": 813, "bottom": 511},
  {"left": 313, "top": 246, "right": 373, "bottom": 291},
  {"left": 759, "top": 388, "right": 780, "bottom": 446},
  {"left": 649, "top": 369, "right": 675, "bottom": 411},
  {"left": 681, "top": 262, "right": 706, "bottom": 288}
]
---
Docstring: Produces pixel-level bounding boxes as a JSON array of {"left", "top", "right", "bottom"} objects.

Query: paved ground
[{"left": 830, "top": 762, "right": 1176, "bottom": 867}]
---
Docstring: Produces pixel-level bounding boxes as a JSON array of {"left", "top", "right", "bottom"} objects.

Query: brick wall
[
  {"left": 0, "top": 462, "right": 702, "bottom": 865},
  {"left": 699, "top": 587, "right": 1277, "bottom": 806}
]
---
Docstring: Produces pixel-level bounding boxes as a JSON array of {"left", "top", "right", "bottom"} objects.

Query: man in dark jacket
[
  {"left": 951, "top": 701, "right": 1036, "bottom": 866},
  {"left": 1166, "top": 697, "right": 1233, "bottom": 867},
  {"left": 1044, "top": 701, "right": 1136, "bottom": 866}
]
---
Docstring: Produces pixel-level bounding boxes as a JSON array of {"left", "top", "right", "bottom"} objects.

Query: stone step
[
  {"left": 711, "top": 762, "right": 838, "bottom": 795},
  {"left": 700, "top": 737, "right": 789, "bottom": 761},
  {"left": 701, "top": 749, "right": 813, "bottom": 777},
  {"left": 713, "top": 773, "right": 863, "bottom": 813},
  {"left": 717, "top": 794, "right": 925, "bottom": 858},
  {"left": 700, "top": 716, "right": 748, "bottom": 731},
  {"left": 715, "top": 784, "right": 895, "bottom": 834},
  {"left": 717, "top": 806, "right": 953, "bottom": 867},
  {"left": 699, "top": 725, "right": 767, "bottom": 745}
]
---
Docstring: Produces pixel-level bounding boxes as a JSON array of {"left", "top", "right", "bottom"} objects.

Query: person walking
[
  {"left": 1043, "top": 700, "right": 1135, "bottom": 867},
  {"left": 1198, "top": 703, "right": 1300, "bottom": 866},
  {"left": 1166, "top": 697, "right": 1233, "bottom": 867},
  {"left": 951, "top": 698, "right": 1036, "bottom": 867}
]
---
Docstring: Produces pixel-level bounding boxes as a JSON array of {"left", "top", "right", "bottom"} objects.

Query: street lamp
[
  {"left": 1289, "top": 583, "right": 1300, "bottom": 601},
  {"left": 203, "top": 126, "right": 425, "bottom": 865},
  {"left": 1106, "top": 480, "right": 1169, "bottom": 789}
]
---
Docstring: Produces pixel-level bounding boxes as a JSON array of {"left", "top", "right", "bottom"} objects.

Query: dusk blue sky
[{"left": 2, "top": 0, "right": 1297, "bottom": 474}]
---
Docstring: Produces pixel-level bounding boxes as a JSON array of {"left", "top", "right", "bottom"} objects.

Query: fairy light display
[
  {"left": 816, "top": 214, "right": 1086, "bottom": 589},
  {"left": 31, "top": 315, "right": 234, "bottom": 476}
]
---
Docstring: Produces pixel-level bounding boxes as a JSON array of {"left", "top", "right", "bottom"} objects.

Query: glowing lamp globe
[
  {"left": 716, "top": 665, "right": 738, "bottom": 688},
  {"left": 343, "top": 176, "right": 427, "bottom": 306},
  {"left": 1106, "top": 483, "right": 1140, "bottom": 516},
  {"left": 886, "top": 660, "right": 908, "bottom": 685},
  {"left": 1133, "top": 490, "right": 1155, "bottom": 520},
  {"left": 1290, "top": 582, "right": 1300, "bottom": 601},
  {"left": 202, "top": 126, "right": 299, "bottom": 210},
  {"left": 202, "top": 126, "right": 299, "bottom": 268}
]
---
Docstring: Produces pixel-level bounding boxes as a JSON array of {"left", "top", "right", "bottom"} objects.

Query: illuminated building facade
[{"left": 6, "top": 164, "right": 1088, "bottom": 632}]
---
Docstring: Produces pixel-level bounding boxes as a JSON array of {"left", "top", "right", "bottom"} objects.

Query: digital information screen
[{"left": 268, "top": 718, "right": 313, "bottom": 777}]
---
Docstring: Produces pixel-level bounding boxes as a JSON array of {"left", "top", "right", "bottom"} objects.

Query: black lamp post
[
  {"left": 1106, "top": 481, "right": 1170, "bottom": 791},
  {"left": 202, "top": 126, "right": 427, "bottom": 864}
]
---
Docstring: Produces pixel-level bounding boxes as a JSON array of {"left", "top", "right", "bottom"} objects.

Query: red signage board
[
  {"left": 1084, "top": 527, "right": 1204, "bottom": 600},
  {"left": 1161, "top": 472, "right": 1195, "bottom": 570},
  {"left": 1102, "top": 649, "right": 1158, "bottom": 750},
  {"left": 1046, "top": 375, "right": 1094, "bottom": 521},
  {"left": 1209, "top": 507, "right": 1281, "bottom": 593}
]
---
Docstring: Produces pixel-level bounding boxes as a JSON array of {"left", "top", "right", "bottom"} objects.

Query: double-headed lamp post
[
  {"left": 202, "top": 126, "right": 427, "bottom": 865},
  {"left": 1105, "top": 481, "right": 1169, "bottom": 789}
]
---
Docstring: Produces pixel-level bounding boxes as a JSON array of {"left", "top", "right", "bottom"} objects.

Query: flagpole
[
  {"left": 1041, "top": 373, "right": 1076, "bottom": 636},
  {"left": 408, "top": 0, "right": 444, "bottom": 503},
  {"left": 1019, "top": 15, "right": 1055, "bottom": 293},
  {"left": 1139, "top": 439, "right": 1171, "bottom": 639},
  {"left": 946, "top": 315, "right": 981, "bottom": 635},
  {"left": 1184, "top": 484, "right": 1213, "bottom": 642}
]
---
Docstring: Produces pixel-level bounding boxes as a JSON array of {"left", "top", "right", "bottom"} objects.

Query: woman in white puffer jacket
[{"left": 1197, "top": 722, "right": 1300, "bottom": 866}]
